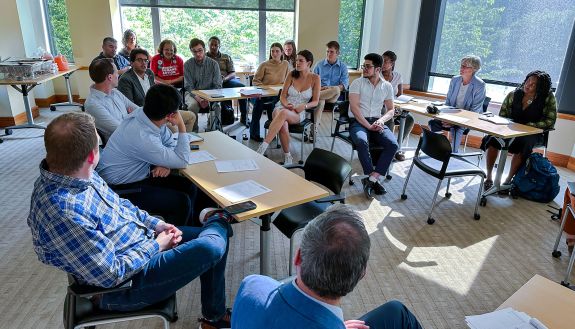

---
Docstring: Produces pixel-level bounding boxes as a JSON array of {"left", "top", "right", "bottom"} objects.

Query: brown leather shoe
[{"left": 394, "top": 151, "right": 406, "bottom": 161}]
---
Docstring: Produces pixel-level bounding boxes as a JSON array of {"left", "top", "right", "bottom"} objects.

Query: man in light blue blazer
[
  {"left": 231, "top": 205, "right": 423, "bottom": 329},
  {"left": 429, "top": 55, "right": 486, "bottom": 152}
]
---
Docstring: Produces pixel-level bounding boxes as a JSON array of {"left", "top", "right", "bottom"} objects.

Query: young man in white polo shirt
[{"left": 348, "top": 53, "right": 399, "bottom": 199}]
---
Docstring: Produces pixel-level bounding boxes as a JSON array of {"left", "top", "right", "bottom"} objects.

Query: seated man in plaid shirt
[{"left": 27, "top": 112, "right": 233, "bottom": 329}]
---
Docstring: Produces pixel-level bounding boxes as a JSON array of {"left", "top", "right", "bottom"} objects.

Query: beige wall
[{"left": 296, "top": 0, "right": 340, "bottom": 66}]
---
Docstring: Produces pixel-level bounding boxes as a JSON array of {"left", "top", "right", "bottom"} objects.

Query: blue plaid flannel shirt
[{"left": 27, "top": 160, "right": 161, "bottom": 288}]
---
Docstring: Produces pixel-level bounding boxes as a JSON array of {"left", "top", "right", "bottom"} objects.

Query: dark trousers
[
  {"left": 359, "top": 300, "right": 423, "bottom": 329},
  {"left": 223, "top": 78, "right": 247, "bottom": 120},
  {"left": 350, "top": 119, "right": 399, "bottom": 176},
  {"left": 110, "top": 174, "right": 213, "bottom": 226},
  {"left": 249, "top": 97, "right": 273, "bottom": 137}
]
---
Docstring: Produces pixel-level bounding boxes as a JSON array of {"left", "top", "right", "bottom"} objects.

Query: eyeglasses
[
  {"left": 360, "top": 64, "right": 374, "bottom": 70},
  {"left": 191, "top": 48, "right": 204, "bottom": 54},
  {"left": 135, "top": 58, "right": 149, "bottom": 63},
  {"left": 460, "top": 64, "right": 473, "bottom": 69}
]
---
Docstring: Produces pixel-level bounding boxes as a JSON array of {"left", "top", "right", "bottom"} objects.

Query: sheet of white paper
[
  {"left": 465, "top": 308, "right": 536, "bottom": 329},
  {"left": 436, "top": 113, "right": 470, "bottom": 123},
  {"left": 203, "top": 90, "right": 225, "bottom": 97},
  {"left": 215, "top": 159, "right": 259, "bottom": 173},
  {"left": 187, "top": 150, "right": 216, "bottom": 165},
  {"left": 214, "top": 180, "right": 271, "bottom": 203},
  {"left": 479, "top": 115, "right": 510, "bottom": 125},
  {"left": 187, "top": 132, "right": 204, "bottom": 143},
  {"left": 239, "top": 88, "right": 263, "bottom": 96}
]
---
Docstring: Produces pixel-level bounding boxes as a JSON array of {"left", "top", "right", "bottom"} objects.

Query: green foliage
[
  {"left": 121, "top": 7, "right": 294, "bottom": 66},
  {"left": 338, "top": 0, "right": 365, "bottom": 69},
  {"left": 46, "top": 0, "right": 74, "bottom": 61}
]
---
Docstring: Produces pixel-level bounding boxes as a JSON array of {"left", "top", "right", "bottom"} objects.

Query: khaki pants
[
  {"left": 167, "top": 110, "right": 196, "bottom": 133},
  {"left": 315, "top": 86, "right": 341, "bottom": 132},
  {"left": 185, "top": 91, "right": 207, "bottom": 132}
]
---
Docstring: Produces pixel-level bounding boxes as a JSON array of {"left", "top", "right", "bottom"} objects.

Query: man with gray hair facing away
[{"left": 231, "top": 204, "right": 422, "bottom": 329}]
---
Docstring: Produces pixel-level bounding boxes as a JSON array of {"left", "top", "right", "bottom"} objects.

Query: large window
[
  {"left": 428, "top": 0, "right": 575, "bottom": 102},
  {"left": 338, "top": 0, "right": 366, "bottom": 69},
  {"left": 42, "top": 0, "right": 74, "bottom": 61},
  {"left": 119, "top": 0, "right": 295, "bottom": 67}
]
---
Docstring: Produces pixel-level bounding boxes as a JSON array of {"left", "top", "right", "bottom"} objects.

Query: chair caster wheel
[
  {"left": 427, "top": 217, "right": 435, "bottom": 225},
  {"left": 5, "top": 129, "right": 13, "bottom": 135},
  {"left": 386, "top": 174, "right": 392, "bottom": 180},
  {"left": 445, "top": 192, "right": 452, "bottom": 198},
  {"left": 552, "top": 250, "right": 562, "bottom": 258},
  {"left": 349, "top": 180, "right": 354, "bottom": 186},
  {"left": 561, "top": 281, "right": 571, "bottom": 287},
  {"left": 480, "top": 197, "right": 487, "bottom": 207},
  {"left": 474, "top": 213, "right": 480, "bottom": 220},
  {"left": 401, "top": 194, "right": 407, "bottom": 200},
  {"left": 298, "top": 160, "right": 304, "bottom": 164},
  {"left": 50, "top": 105, "right": 56, "bottom": 111}
]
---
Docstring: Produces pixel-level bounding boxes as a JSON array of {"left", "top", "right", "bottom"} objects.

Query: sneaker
[
  {"left": 199, "top": 308, "right": 232, "bottom": 329},
  {"left": 199, "top": 208, "right": 237, "bottom": 225},
  {"left": 373, "top": 182, "right": 387, "bottom": 195},
  {"left": 394, "top": 151, "right": 406, "bottom": 161},
  {"left": 283, "top": 153, "right": 294, "bottom": 165},
  {"left": 361, "top": 177, "right": 374, "bottom": 199},
  {"left": 256, "top": 143, "right": 268, "bottom": 155}
]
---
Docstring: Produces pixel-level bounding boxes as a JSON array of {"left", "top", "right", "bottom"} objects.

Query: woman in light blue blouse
[{"left": 428, "top": 55, "right": 486, "bottom": 152}]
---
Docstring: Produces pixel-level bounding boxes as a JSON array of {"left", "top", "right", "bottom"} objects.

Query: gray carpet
[{"left": 0, "top": 108, "right": 574, "bottom": 329}]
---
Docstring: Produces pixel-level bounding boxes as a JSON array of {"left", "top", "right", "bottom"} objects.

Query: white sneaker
[
  {"left": 283, "top": 153, "right": 293, "bottom": 165},
  {"left": 199, "top": 208, "right": 222, "bottom": 224},
  {"left": 256, "top": 142, "right": 268, "bottom": 155}
]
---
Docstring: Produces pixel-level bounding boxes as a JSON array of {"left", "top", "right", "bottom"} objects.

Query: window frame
[{"left": 41, "top": 0, "right": 75, "bottom": 62}]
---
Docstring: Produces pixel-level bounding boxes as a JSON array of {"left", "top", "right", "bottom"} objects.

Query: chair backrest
[
  {"left": 482, "top": 96, "right": 491, "bottom": 113},
  {"left": 303, "top": 148, "right": 352, "bottom": 194},
  {"left": 419, "top": 127, "right": 453, "bottom": 164},
  {"left": 338, "top": 100, "right": 350, "bottom": 119}
]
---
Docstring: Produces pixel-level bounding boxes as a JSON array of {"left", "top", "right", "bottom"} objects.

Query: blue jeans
[
  {"left": 359, "top": 300, "right": 423, "bottom": 329},
  {"left": 428, "top": 119, "right": 464, "bottom": 153},
  {"left": 100, "top": 215, "right": 231, "bottom": 320},
  {"left": 350, "top": 119, "right": 399, "bottom": 176},
  {"left": 249, "top": 97, "right": 273, "bottom": 137},
  {"left": 223, "top": 78, "right": 247, "bottom": 119}
]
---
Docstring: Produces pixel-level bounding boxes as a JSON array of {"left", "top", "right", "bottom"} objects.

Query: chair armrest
[
  {"left": 283, "top": 163, "right": 304, "bottom": 170},
  {"left": 315, "top": 194, "right": 345, "bottom": 204},
  {"left": 452, "top": 152, "right": 482, "bottom": 159},
  {"left": 68, "top": 280, "right": 133, "bottom": 298}
]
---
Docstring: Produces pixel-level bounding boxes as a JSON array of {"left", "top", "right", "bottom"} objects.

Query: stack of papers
[
  {"left": 239, "top": 88, "right": 263, "bottom": 97},
  {"left": 187, "top": 132, "right": 204, "bottom": 143},
  {"left": 394, "top": 95, "right": 414, "bottom": 103},
  {"left": 479, "top": 115, "right": 510, "bottom": 125},
  {"left": 215, "top": 159, "right": 259, "bottom": 173},
  {"left": 187, "top": 150, "right": 216, "bottom": 165},
  {"left": 465, "top": 308, "right": 547, "bottom": 329}
]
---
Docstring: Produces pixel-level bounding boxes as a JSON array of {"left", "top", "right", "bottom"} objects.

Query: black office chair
[
  {"left": 273, "top": 148, "right": 352, "bottom": 275},
  {"left": 535, "top": 128, "right": 554, "bottom": 157},
  {"left": 263, "top": 89, "right": 317, "bottom": 164},
  {"left": 330, "top": 100, "right": 392, "bottom": 185},
  {"left": 64, "top": 275, "right": 178, "bottom": 329},
  {"left": 401, "top": 127, "right": 486, "bottom": 224},
  {"left": 442, "top": 96, "right": 491, "bottom": 152},
  {"left": 330, "top": 90, "right": 349, "bottom": 135}
]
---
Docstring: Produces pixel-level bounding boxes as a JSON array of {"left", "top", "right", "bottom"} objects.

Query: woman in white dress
[{"left": 257, "top": 50, "right": 320, "bottom": 165}]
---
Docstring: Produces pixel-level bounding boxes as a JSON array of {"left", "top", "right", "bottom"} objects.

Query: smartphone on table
[
  {"left": 224, "top": 201, "right": 257, "bottom": 215},
  {"left": 190, "top": 144, "right": 200, "bottom": 150}
]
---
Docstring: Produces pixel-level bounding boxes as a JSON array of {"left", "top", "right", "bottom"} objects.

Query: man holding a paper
[{"left": 98, "top": 84, "right": 208, "bottom": 226}]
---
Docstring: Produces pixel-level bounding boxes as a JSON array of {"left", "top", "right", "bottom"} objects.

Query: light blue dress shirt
[
  {"left": 313, "top": 58, "right": 349, "bottom": 90},
  {"left": 97, "top": 108, "right": 191, "bottom": 185}
]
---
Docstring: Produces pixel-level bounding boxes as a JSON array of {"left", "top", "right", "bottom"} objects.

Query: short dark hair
[
  {"left": 291, "top": 49, "right": 314, "bottom": 79},
  {"left": 45, "top": 112, "right": 98, "bottom": 175},
  {"left": 364, "top": 53, "right": 383, "bottom": 68},
  {"left": 326, "top": 41, "right": 340, "bottom": 52},
  {"left": 208, "top": 36, "right": 220, "bottom": 44},
  {"left": 89, "top": 59, "right": 115, "bottom": 83},
  {"left": 129, "top": 48, "right": 150, "bottom": 63},
  {"left": 382, "top": 50, "right": 397, "bottom": 62},
  {"left": 157, "top": 39, "right": 177, "bottom": 55},
  {"left": 299, "top": 204, "right": 370, "bottom": 299},
  {"left": 189, "top": 38, "right": 205, "bottom": 50},
  {"left": 102, "top": 37, "right": 117, "bottom": 45},
  {"left": 143, "top": 84, "right": 181, "bottom": 121}
]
